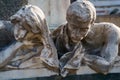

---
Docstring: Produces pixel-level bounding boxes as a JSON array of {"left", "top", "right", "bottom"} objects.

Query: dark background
[{"left": 0, "top": 0, "right": 27, "bottom": 20}]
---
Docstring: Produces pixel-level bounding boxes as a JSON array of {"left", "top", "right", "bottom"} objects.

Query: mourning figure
[{"left": 0, "top": 5, "right": 59, "bottom": 70}]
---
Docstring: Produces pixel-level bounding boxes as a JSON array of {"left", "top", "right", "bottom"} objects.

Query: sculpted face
[
  {"left": 13, "top": 20, "right": 33, "bottom": 41},
  {"left": 11, "top": 14, "right": 33, "bottom": 41},
  {"left": 66, "top": 1, "right": 96, "bottom": 43},
  {"left": 67, "top": 17, "right": 90, "bottom": 43},
  {"left": 14, "top": 23, "right": 27, "bottom": 41},
  {"left": 10, "top": 5, "right": 47, "bottom": 42}
]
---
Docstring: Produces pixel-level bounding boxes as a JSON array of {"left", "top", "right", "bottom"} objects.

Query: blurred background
[{"left": 0, "top": 0, "right": 120, "bottom": 29}]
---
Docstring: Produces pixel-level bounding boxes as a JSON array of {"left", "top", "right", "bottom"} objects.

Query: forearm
[
  {"left": 83, "top": 54, "right": 113, "bottom": 74},
  {"left": 0, "top": 41, "right": 24, "bottom": 68}
]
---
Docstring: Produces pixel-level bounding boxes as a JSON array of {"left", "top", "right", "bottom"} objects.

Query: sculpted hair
[
  {"left": 10, "top": 5, "right": 49, "bottom": 35},
  {"left": 10, "top": 5, "right": 59, "bottom": 68},
  {"left": 66, "top": 1, "right": 96, "bottom": 23}
]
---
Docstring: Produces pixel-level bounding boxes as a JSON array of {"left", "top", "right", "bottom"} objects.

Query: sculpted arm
[
  {"left": 0, "top": 41, "right": 24, "bottom": 68},
  {"left": 100, "top": 35, "right": 119, "bottom": 63},
  {"left": 83, "top": 26, "right": 120, "bottom": 74}
]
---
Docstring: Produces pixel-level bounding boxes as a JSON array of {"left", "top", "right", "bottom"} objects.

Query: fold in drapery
[{"left": 52, "top": 24, "right": 85, "bottom": 77}]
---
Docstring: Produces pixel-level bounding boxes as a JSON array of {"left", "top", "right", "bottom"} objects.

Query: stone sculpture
[
  {"left": 52, "top": 0, "right": 120, "bottom": 77},
  {"left": 0, "top": 0, "right": 120, "bottom": 79},
  {"left": 52, "top": 0, "right": 96, "bottom": 77},
  {"left": 0, "top": 5, "right": 59, "bottom": 70}
]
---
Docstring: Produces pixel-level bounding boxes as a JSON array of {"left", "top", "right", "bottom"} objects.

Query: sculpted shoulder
[
  {"left": 84, "top": 22, "right": 120, "bottom": 47},
  {"left": 88, "top": 22, "right": 120, "bottom": 39}
]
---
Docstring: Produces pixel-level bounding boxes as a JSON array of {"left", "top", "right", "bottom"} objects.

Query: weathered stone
[{"left": 0, "top": 5, "right": 59, "bottom": 79}]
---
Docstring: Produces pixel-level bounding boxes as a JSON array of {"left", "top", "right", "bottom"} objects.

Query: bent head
[
  {"left": 10, "top": 5, "right": 48, "bottom": 41},
  {"left": 66, "top": 1, "right": 96, "bottom": 43}
]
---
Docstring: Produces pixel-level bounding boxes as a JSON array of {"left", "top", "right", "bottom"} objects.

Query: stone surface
[
  {"left": 0, "top": 66, "right": 120, "bottom": 80},
  {"left": 0, "top": 68, "right": 58, "bottom": 80}
]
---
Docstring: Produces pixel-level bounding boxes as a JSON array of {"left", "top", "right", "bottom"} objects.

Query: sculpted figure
[
  {"left": 0, "top": 5, "right": 59, "bottom": 70},
  {"left": 0, "top": 1, "right": 119, "bottom": 78},
  {"left": 52, "top": 1, "right": 96, "bottom": 76},
  {"left": 52, "top": 0, "right": 120, "bottom": 76}
]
